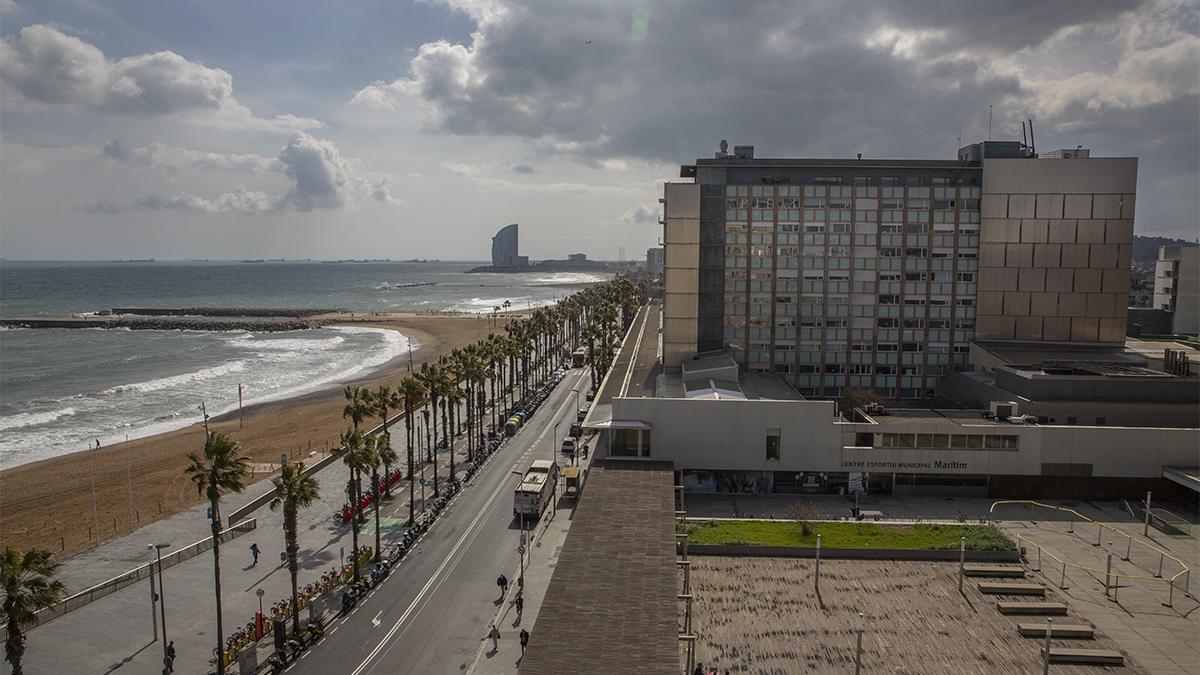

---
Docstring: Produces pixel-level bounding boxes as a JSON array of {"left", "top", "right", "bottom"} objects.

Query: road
[{"left": 293, "top": 365, "right": 589, "bottom": 674}]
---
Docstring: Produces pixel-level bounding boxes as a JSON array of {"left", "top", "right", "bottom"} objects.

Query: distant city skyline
[{"left": 1, "top": 0, "right": 1197, "bottom": 261}]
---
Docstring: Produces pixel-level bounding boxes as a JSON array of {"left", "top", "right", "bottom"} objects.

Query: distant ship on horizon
[{"left": 111, "top": 258, "right": 156, "bottom": 263}]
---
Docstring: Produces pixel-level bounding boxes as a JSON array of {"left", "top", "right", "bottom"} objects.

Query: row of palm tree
[{"left": 2, "top": 274, "right": 650, "bottom": 675}]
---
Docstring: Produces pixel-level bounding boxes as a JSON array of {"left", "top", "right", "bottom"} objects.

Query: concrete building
[
  {"left": 567, "top": 253, "right": 588, "bottom": 263},
  {"left": 662, "top": 142, "right": 1138, "bottom": 400},
  {"left": 646, "top": 247, "right": 664, "bottom": 275},
  {"left": 490, "top": 223, "right": 526, "bottom": 270},
  {"left": 587, "top": 305, "right": 1199, "bottom": 500},
  {"left": 1154, "top": 245, "right": 1199, "bottom": 336}
]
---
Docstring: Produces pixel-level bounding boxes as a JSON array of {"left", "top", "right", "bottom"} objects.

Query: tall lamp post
[{"left": 149, "top": 543, "right": 170, "bottom": 673}]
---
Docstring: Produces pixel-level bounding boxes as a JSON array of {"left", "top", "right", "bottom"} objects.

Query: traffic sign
[
  {"left": 419, "top": 478, "right": 427, "bottom": 486},
  {"left": 517, "top": 545, "right": 525, "bottom": 555}
]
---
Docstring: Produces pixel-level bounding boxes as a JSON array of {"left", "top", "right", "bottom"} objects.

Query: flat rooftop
[
  {"left": 519, "top": 460, "right": 679, "bottom": 675},
  {"left": 854, "top": 408, "right": 1026, "bottom": 429}
]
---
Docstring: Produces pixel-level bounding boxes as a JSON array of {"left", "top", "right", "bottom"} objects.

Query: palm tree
[
  {"left": 365, "top": 434, "right": 397, "bottom": 562},
  {"left": 399, "top": 376, "right": 426, "bottom": 525},
  {"left": 268, "top": 462, "right": 319, "bottom": 635},
  {"left": 416, "top": 363, "right": 444, "bottom": 497},
  {"left": 343, "top": 386, "right": 373, "bottom": 516},
  {"left": 2, "top": 547, "right": 66, "bottom": 675},
  {"left": 371, "top": 385, "right": 403, "bottom": 496},
  {"left": 340, "top": 429, "right": 371, "bottom": 580},
  {"left": 184, "top": 432, "right": 250, "bottom": 674}
]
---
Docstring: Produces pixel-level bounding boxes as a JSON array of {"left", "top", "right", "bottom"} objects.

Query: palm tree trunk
[
  {"left": 441, "top": 403, "right": 452, "bottom": 482},
  {"left": 286, "top": 505, "right": 300, "bottom": 635},
  {"left": 350, "top": 484, "right": 360, "bottom": 580},
  {"left": 6, "top": 603, "right": 25, "bottom": 675},
  {"left": 211, "top": 508, "right": 225, "bottom": 673},
  {"left": 372, "top": 471, "right": 381, "bottom": 562},
  {"left": 405, "top": 413, "right": 415, "bottom": 525},
  {"left": 430, "top": 394, "right": 439, "bottom": 498}
]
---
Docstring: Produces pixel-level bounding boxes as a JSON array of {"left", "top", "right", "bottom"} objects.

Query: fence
[
  {"left": 14, "top": 518, "right": 257, "bottom": 638},
  {"left": 992, "top": 500, "right": 1192, "bottom": 607}
]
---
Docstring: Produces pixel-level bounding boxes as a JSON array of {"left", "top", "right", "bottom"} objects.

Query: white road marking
[
  {"left": 349, "top": 370, "right": 584, "bottom": 675},
  {"left": 372, "top": 611, "right": 382, "bottom": 627},
  {"left": 350, "top": 455, "right": 518, "bottom": 675}
]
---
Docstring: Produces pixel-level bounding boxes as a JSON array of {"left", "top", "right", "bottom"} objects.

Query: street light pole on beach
[{"left": 149, "top": 543, "right": 170, "bottom": 670}]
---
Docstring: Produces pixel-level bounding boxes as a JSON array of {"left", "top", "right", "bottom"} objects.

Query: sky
[{"left": 1, "top": 0, "right": 1197, "bottom": 261}]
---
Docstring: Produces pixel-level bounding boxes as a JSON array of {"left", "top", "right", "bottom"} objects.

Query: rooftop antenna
[
  {"left": 957, "top": 121, "right": 962, "bottom": 151},
  {"left": 987, "top": 104, "right": 993, "bottom": 141},
  {"left": 1021, "top": 120, "right": 1027, "bottom": 149},
  {"left": 1028, "top": 117, "right": 1036, "bottom": 156}
]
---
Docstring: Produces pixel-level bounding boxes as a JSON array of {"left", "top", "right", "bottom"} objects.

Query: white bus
[{"left": 513, "top": 459, "right": 560, "bottom": 519}]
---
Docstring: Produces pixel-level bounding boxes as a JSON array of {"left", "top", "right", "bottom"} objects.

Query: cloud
[
  {"left": 351, "top": 0, "right": 1198, "bottom": 235},
  {"left": 370, "top": 177, "right": 403, "bottom": 205},
  {"left": 102, "top": 138, "right": 279, "bottom": 173},
  {"left": 510, "top": 163, "right": 535, "bottom": 174},
  {"left": 619, "top": 203, "right": 658, "bottom": 224},
  {"left": 276, "top": 132, "right": 355, "bottom": 211},
  {"left": 441, "top": 161, "right": 483, "bottom": 177},
  {"left": 0, "top": 24, "right": 322, "bottom": 133},
  {"left": 85, "top": 132, "right": 399, "bottom": 214},
  {"left": 133, "top": 187, "right": 275, "bottom": 214}
]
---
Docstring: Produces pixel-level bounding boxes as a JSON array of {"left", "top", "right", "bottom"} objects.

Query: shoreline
[{"left": 0, "top": 312, "right": 509, "bottom": 559}]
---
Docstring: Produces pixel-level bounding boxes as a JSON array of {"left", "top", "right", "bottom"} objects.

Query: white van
[{"left": 560, "top": 437, "right": 577, "bottom": 455}]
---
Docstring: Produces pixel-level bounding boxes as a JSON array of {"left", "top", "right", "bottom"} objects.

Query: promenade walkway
[{"left": 22, "top": 422, "right": 478, "bottom": 675}]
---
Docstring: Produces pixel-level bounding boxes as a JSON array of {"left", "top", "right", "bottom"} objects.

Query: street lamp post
[{"left": 149, "top": 543, "right": 170, "bottom": 673}]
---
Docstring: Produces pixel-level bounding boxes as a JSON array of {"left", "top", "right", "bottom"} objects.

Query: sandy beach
[{"left": 0, "top": 312, "right": 514, "bottom": 557}]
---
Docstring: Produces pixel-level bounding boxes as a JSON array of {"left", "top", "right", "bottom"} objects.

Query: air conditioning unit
[{"left": 989, "top": 401, "right": 1019, "bottom": 419}]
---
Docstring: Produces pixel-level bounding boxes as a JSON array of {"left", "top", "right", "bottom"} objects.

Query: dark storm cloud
[{"left": 353, "top": 0, "right": 1198, "bottom": 235}]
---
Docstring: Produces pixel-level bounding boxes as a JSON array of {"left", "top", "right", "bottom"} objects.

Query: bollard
[
  {"left": 1096, "top": 524, "right": 1103, "bottom": 547},
  {"left": 1068, "top": 518, "right": 1074, "bottom": 534},
  {"left": 1124, "top": 533, "right": 1132, "bottom": 562},
  {"left": 1036, "top": 545, "right": 1042, "bottom": 572},
  {"left": 1165, "top": 577, "right": 1175, "bottom": 608},
  {"left": 1156, "top": 552, "right": 1164, "bottom": 578},
  {"left": 1060, "top": 560, "right": 1068, "bottom": 589},
  {"left": 1105, "top": 554, "right": 1113, "bottom": 599},
  {"left": 815, "top": 534, "right": 822, "bottom": 592},
  {"left": 1042, "top": 617, "right": 1053, "bottom": 675},
  {"left": 958, "top": 537, "right": 965, "bottom": 592},
  {"left": 1143, "top": 490, "right": 1152, "bottom": 537},
  {"left": 854, "top": 612, "right": 864, "bottom": 675}
]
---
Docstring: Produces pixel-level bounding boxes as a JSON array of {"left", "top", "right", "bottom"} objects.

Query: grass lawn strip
[{"left": 685, "top": 520, "right": 1014, "bottom": 551}]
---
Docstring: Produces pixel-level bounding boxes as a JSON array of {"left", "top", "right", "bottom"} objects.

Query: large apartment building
[{"left": 663, "top": 142, "right": 1137, "bottom": 399}]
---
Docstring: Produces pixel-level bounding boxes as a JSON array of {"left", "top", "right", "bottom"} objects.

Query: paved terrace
[
  {"left": 585, "top": 302, "right": 659, "bottom": 429},
  {"left": 519, "top": 460, "right": 679, "bottom": 675}
]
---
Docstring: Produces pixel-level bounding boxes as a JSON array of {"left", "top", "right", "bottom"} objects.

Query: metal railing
[{"left": 992, "top": 500, "right": 1192, "bottom": 607}]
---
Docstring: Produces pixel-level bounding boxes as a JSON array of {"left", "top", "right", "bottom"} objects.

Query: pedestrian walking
[
  {"left": 497, "top": 573, "right": 508, "bottom": 597},
  {"left": 164, "top": 640, "right": 176, "bottom": 672},
  {"left": 250, "top": 542, "right": 260, "bottom": 566},
  {"left": 488, "top": 624, "right": 501, "bottom": 651},
  {"left": 515, "top": 593, "right": 524, "bottom": 616},
  {"left": 519, "top": 628, "right": 529, "bottom": 654}
]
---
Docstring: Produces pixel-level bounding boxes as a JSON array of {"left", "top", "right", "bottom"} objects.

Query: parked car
[{"left": 560, "top": 437, "right": 577, "bottom": 455}]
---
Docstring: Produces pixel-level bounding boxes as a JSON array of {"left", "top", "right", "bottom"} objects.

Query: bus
[
  {"left": 513, "top": 459, "right": 559, "bottom": 519},
  {"left": 571, "top": 347, "right": 588, "bottom": 368}
]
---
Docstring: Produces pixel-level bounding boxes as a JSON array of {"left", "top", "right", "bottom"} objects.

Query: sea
[{"left": 0, "top": 261, "right": 601, "bottom": 470}]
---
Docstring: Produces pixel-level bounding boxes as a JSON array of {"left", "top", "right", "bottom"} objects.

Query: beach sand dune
[{"left": 0, "top": 313, "right": 507, "bottom": 558}]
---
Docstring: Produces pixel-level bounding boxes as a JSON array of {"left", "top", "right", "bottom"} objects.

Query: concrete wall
[
  {"left": 609, "top": 396, "right": 1197, "bottom": 479},
  {"left": 977, "top": 157, "right": 1136, "bottom": 343},
  {"left": 663, "top": 183, "right": 701, "bottom": 368}
]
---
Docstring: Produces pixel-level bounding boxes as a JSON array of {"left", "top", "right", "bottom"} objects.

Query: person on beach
[
  {"left": 519, "top": 628, "right": 529, "bottom": 655},
  {"left": 250, "top": 542, "right": 260, "bottom": 566},
  {"left": 487, "top": 624, "right": 501, "bottom": 651}
]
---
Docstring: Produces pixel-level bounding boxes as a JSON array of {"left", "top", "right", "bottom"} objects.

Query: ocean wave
[
  {"left": 0, "top": 407, "right": 77, "bottom": 431},
  {"left": 446, "top": 296, "right": 558, "bottom": 314},
  {"left": 225, "top": 333, "right": 346, "bottom": 353},
  {"left": 101, "top": 360, "right": 247, "bottom": 394}
]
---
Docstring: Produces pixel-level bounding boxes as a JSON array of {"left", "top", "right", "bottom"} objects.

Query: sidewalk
[
  {"left": 468, "top": 438, "right": 597, "bottom": 674},
  {"left": 22, "top": 418, "right": 483, "bottom": 675}
]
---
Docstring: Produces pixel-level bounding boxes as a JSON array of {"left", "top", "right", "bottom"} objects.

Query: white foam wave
[
  {"left": 225, "top": 333, "right": 346, "bottom": 353},
  {"left": 0, "top": 407, "right": 77, "bottom": 431},
  {"left": 102, "top": 360, "right": 247, "bottom": 394},
  {"left": 447, "top": 296, "right": 558, "bottom": 314}
]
